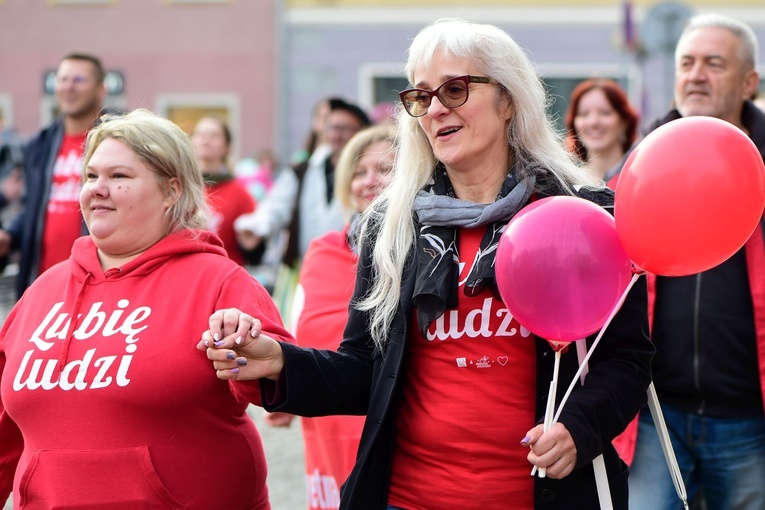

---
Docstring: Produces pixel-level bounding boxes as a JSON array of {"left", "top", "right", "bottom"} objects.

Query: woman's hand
[
  {"left": 263, "top": 412, "right": 295, "bottom": 428},
  {"left": 197, "top": 308, "right": 285, "bottom": 381},
  {"left": 521, "top": 422, "right": 578, "bottom": 479},
  {"left": 236, "top": 230, "right": 262, "bottom": 251}
]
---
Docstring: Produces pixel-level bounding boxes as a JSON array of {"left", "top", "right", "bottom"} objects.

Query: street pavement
[{"left": 251, "top": 406, "right": 308, "bottom": 510}]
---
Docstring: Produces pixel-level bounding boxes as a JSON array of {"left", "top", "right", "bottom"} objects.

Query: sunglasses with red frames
[{"left": 399, "top": 75, "right": 496, "bottom": 118}]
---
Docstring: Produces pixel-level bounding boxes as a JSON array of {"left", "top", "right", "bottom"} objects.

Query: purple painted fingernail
[
  {"left": 521, "top": 436, "right": 531, "bottom": 444},
  {"left": 204, "top": 340, "right": 209, "bottom": 347},
  {"left": 231, "top": 367, "right": 240, "bottom": 374},
  {"left": 237, "top": 358, "right": 247, "bottom": 366},
  {"left": 226, "top": 352, "right": 236, "bottom": 360},
  {"left": 214, "top": 340, "right": 226, "bottom": 347}
]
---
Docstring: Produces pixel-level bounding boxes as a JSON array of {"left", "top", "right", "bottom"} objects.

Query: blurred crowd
[
  {"left": 0, "top": 55, "right": 398, "bottom": 323},
  {"left": 2, "top": 11, "right": 765, "bottom": 510}
]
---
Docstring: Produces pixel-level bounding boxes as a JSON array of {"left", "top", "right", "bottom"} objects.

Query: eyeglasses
[
  {"left": 56, "top": 74, "right": 91, "bottom": 86},
  {"left": 399, "top": 75, "right": 495, "bottom": 118},
  {"left": 324, "top": 124, "right": 360, "bottom": 134}
]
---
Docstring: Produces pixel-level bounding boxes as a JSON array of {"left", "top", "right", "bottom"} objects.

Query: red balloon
[
  {"left": 496, "top": 196, "right": 633, "bottom": 342},
  {"left": 615, "top": 116, "right": 765, "bottom": 276}
]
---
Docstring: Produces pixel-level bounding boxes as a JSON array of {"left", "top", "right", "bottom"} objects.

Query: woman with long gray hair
[{"left": 201, "top": 18, "right": 652, "bottom": 509}]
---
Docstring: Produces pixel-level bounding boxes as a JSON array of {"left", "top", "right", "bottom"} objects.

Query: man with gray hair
[{"left": 625, "top": 12, "right": 765, "bottom": 510}]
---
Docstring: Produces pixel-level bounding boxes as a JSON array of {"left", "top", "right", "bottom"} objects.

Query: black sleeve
[{"left": 260, "top": 227, "right": 378, "bottom": 417}]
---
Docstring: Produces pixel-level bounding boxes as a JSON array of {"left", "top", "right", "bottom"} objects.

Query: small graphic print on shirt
[{"left": 456, "top": 355, "right": 511, "bottom": 369}]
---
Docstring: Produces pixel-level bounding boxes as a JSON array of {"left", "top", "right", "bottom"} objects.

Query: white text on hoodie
[{"left": 13, "top": 299, "right": 150, "bottom": 391}]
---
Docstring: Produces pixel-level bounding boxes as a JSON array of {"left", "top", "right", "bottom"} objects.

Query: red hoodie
[
  {"left": 292, "top": 227, "right": 366, "bottom": 510},
  {"left": 0, "top": 230, "right": 292, "bottom": 509}
]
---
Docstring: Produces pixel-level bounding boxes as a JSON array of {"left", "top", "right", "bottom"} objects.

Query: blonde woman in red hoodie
[
  {"left": 0, "top": 109, "right": 292, "bottom": 509},
  {"left": 267, "top": 124, "right": 396, "bottom": 510}
]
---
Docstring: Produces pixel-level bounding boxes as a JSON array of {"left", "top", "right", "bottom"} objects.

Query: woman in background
[
  {"left": 565, "top": 78, "right": 639, "bottom": 188},
  {"left": 192, "top": 115, "right": 259, "bottom": 265},
  {"left": 286, "top": 124, "right": 396, "bottom": 510}
]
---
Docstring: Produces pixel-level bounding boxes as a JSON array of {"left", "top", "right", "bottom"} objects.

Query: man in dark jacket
[
  {"left": 625, "top": 13, "right": 765, "bottom": 510},
  {"left": 0, "top": 53, "right": 105, "bottom": 299}
]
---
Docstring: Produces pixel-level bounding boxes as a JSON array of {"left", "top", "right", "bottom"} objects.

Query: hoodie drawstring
[{"left": 55, "top": 272, "right": 94, "bottom": 379}]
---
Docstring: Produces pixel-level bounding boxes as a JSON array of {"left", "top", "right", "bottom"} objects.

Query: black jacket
[
  {"left": 647, "top": 101, "right": 765, "bottom": 418},
  {"left": 262, "top": 178, "right": 653, "bottom": 509},
  {"left": 8, "top": 119, "right": 88, "bottom": 299}
]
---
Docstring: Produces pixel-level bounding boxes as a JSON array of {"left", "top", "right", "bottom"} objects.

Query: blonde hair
[
  {"left": 357, "top": 18, "right": 602, "bottom": 350},
  {"left": 83, "top": 108, "right": 208, "bottom": 233},
  {"left": 334, "top": 124, "right": 397, "bottom": 217}
]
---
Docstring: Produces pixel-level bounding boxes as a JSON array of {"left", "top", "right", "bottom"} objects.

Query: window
[
  {"left": 155, "top": 93, "right": 241, "bottom": 158},
  {"left": 537, "top": 62, "right": 636, "bottom": 134},
  {"left": 0, "top": 95, "right": 12, "bottom": 130},
  {"left": 358, "top": 63, "right": 407, "bottom": 113}
]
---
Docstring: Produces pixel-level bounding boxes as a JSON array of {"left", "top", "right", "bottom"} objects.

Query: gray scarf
[{"left": 411, "top": 164, "right": 536, "bottom": 336}]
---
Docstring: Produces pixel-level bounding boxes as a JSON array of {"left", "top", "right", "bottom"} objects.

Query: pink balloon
[{"left": 496, "top": 196, "right": 633, "bottom": 342}]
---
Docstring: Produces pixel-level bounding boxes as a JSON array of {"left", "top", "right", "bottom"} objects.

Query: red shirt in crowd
[
  {"left": 292, "top": 227, "right": 366, "bottom": 510},
  {"left": 204, "top": 178, "right": 256, "bottom": 266},
  {"left": 39, "top": 131, "right": 88, "bottom": 275},
  {"left": 388, "top": 226, "right": 537, "bottom": 510}
]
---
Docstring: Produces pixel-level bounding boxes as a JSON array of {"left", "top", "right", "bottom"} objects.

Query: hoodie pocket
[{"left": 18, "top": 446, "right": 186, "bottom": 509}]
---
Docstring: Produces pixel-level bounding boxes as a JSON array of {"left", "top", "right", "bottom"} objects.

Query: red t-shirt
[
  {"left": 388, "top": 226, "right": 537, "bottom": 510},
  {"left": 205, "top": 179, "right": 256, "bottom": 266},
  {"left": 293, "top": 228, "right": 366, "bottom": 510},
  {"left": 39, "top": 131, "right": 88, "bottom": 275}
]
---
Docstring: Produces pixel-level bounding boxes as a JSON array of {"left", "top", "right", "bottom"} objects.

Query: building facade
[
  {"left": 280, "top": 0, "right": 765, "bottom": 159},
  {"left": 0, "top": 0, "right": 278, "bottom": 161},
  {"left": 0, "top": 0, "right": 764, "bottom": 164}
]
